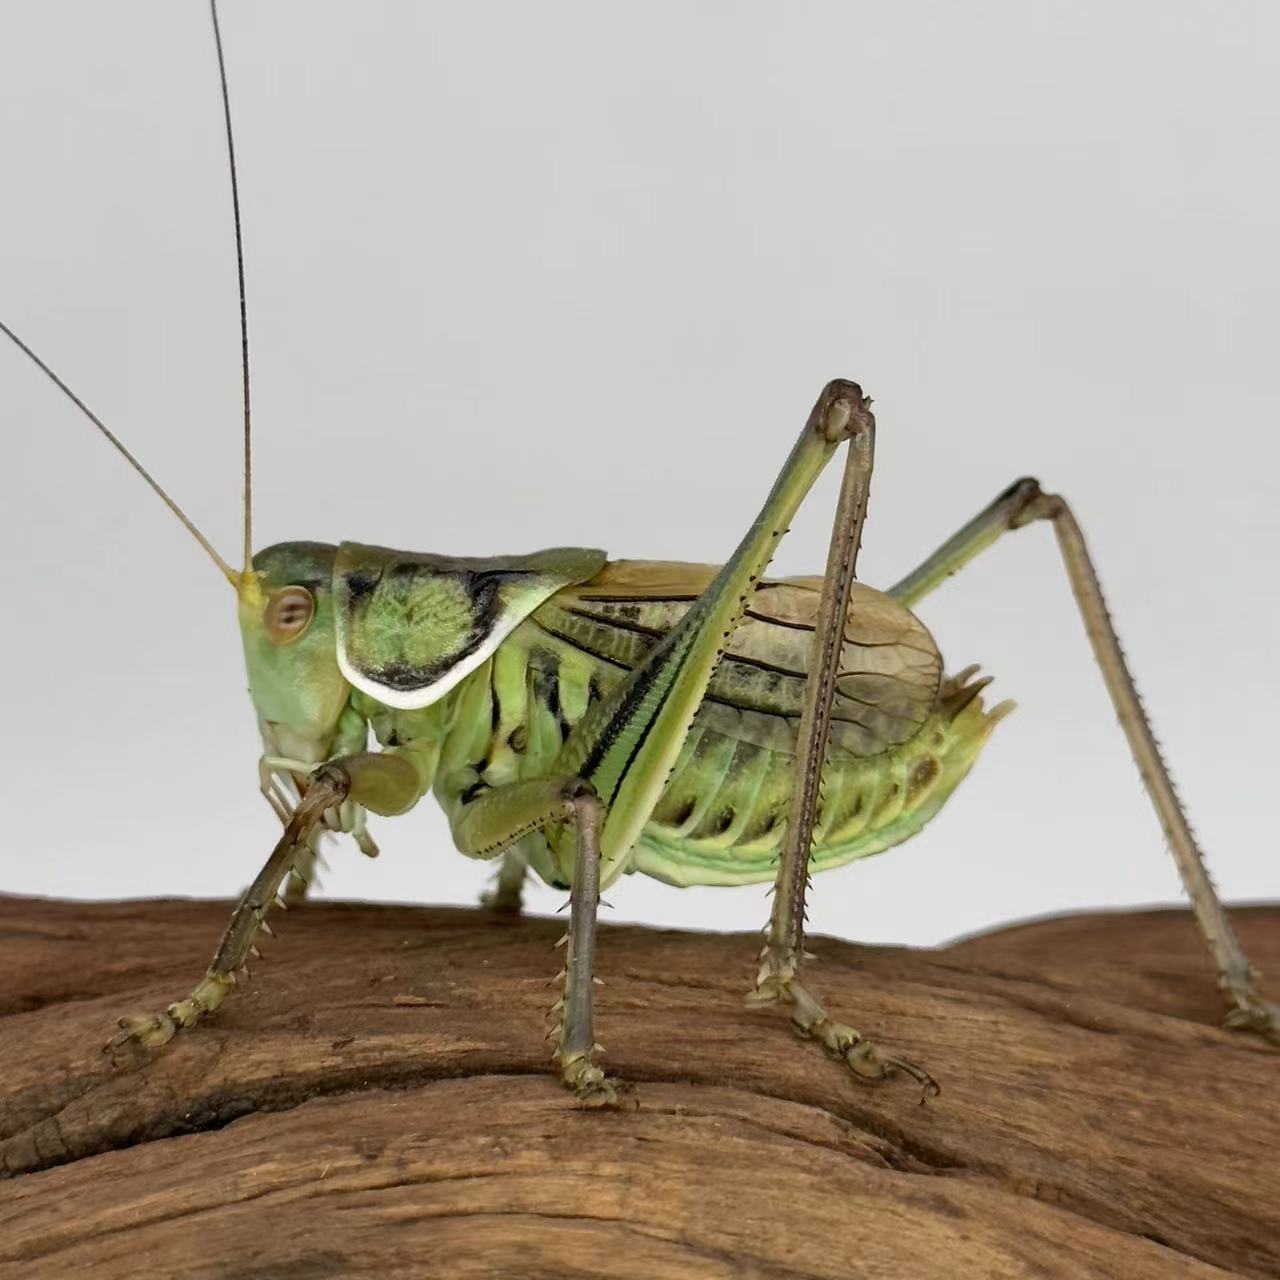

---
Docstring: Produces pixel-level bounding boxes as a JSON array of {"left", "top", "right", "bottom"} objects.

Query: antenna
[
  {"left": 0, "top": 319, "right": 237, "bottom": 581},
  {"left": 209, "top": 0, "right": 253, "bottom": 578}
]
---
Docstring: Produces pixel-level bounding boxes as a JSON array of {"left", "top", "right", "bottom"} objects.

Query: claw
[
  {"left": 559, "top": 1050, "right": 621, "bottom": 1108},
  {"left": 102, "top": 974, "right": 231, "bottom": 1056},
  {"left": 105, "top": 1010, "right": 177, "bottom": 1053},
  {"left": 758, "top": 972, "right": 940, "bottom": 1099},
  {"left": 844, "top": 1039, "right": 940, "bottom": 1101},
  {"left": 1224, "top": 1001, "right": 1280, "bottom": 1048}
]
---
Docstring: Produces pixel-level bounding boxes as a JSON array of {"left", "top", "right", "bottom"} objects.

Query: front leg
[
  {"left": 261, "top": 703, "right": 381, "bottom": 905},
  {"left": 107, "top": 751, "right": 424, "bottom": 1053},
  {"left": 258, "top": 760, "right": 328, "bottom": 907}
]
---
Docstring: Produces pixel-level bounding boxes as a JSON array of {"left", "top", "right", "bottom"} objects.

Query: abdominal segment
[{"left": 634, "top": 680, "right": 1008, "bottom": 887}]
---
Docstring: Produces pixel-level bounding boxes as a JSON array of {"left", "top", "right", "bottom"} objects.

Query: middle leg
[
  {"left": 450, "top": 776, "right": 611, "bottom": 1101},
  {"left": 481, "top": 847, "right": 530, "bottom": 915},
  {"left": 889, "top": 477, "right": 1278, "bottom": 1044}
]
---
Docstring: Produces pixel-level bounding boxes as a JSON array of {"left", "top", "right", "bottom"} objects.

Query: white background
[{"left": 1, "top": 1, "right": 1275, "bottom": 946}]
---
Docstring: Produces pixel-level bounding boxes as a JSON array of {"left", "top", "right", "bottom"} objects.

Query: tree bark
[{"left": 0, "top": 895, "right": 1275, "bottom": 1279}]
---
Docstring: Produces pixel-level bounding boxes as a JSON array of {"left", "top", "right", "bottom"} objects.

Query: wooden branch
[{"left": 0, "top": 896, "right": 1275, "bottom": 1279}]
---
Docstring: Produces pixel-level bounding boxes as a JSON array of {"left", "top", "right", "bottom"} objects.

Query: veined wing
[{"left": 530, "top": 559, "right": 941, "bottom": 758}]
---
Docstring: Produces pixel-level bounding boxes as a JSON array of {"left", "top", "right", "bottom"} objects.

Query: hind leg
[
  {"left": 889, "top": 478, "right": 1277, "bottom": 1045},
  {"left": 747, "top": 405, "right": 939, "bottom": 1098}
]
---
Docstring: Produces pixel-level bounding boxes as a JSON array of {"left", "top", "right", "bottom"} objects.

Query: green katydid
[{"left": 2, "top": 1, "right": 1275, "bottom": 1106}]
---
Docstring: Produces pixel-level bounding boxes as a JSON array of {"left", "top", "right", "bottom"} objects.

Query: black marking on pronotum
[
  {"left": 361, "top": 660, "right": 444, "bottom": 692},
  {"left": 356, "top": 570, "right": 512, "bottom": 691},
  {"left": 448, "top": 569, "right": 504, "bottom": 661},
  {"left": 344, "top": 569, "right": 380, "bottom": 605}
]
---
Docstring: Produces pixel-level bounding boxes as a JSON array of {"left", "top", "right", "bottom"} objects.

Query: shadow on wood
[{"left": 0, "top": 896, "right": 1275, "bottom": 1279}]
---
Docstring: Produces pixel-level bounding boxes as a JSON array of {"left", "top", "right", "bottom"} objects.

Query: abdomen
[
  {"left": 439, "top": 560, "right": 1011, "bottom": 887},
  {"left": 635, "top": 675, "right": 1006, "bottom": 885}
]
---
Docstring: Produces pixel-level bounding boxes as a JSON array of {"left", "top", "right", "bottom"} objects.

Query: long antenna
[
  {"left": 0, "top": 319, "right": 237, "bottom": 581},
  {"left": 209, "top": 0, "right": 253, "bottom": 578}
]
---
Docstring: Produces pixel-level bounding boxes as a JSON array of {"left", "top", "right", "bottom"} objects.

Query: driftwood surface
[{"left": 0, "top": 895, "right": 1276, "bottom": 1280}]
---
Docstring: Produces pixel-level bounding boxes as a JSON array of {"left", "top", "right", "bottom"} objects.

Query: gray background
[{"left": 1, "top": 1, "right": 1275, "bottom": 946}]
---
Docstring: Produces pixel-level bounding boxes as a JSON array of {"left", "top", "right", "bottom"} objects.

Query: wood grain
[{"left": 0, "top": 896, "right": 1275, "bottom": 1279}]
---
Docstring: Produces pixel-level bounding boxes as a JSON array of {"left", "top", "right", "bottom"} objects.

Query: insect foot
[
  {"left": 1224, "top": 998, "right": 1280, "bottom": 1048},
  {"left": 104, "top": 972, "right": 233, "bottom": 1056},
  {"left": 748, "top": 969, "right": 939, "bottom": 1104},
  {"left": 557, "top": 1046, "right": 621, "bottom": 1108}
]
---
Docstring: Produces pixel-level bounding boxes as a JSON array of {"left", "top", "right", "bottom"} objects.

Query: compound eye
[{"left": 264, "top": 586, "right": 315, "bottom": 644}]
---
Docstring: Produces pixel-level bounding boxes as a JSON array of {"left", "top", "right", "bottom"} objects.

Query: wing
[
  {"left": 531, "top": 559, "right": 943, "bottom": 758},
  {"left": 334, "top": 543, "right": 607, "bottom": 710}
]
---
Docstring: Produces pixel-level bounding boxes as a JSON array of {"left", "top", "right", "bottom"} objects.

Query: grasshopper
[{"left": 3, "top": 2, "right": 1276, "bottom": 1105}]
